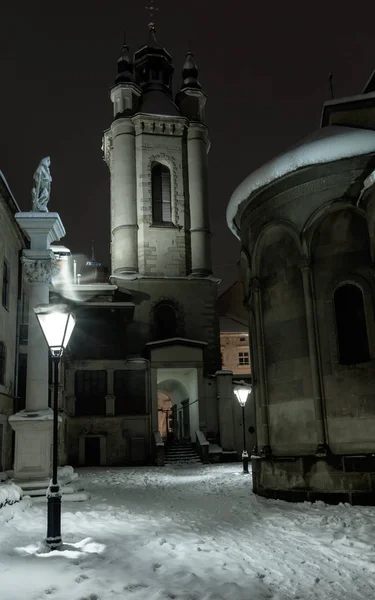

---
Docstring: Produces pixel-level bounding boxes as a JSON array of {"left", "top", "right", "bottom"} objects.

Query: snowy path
[{"left": 1, "top": 464, "right": 375, "bottom": 600}]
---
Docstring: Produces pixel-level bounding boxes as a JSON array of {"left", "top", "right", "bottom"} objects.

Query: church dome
[{"left": 227, "top": 125, "right": 375, "bottom": 238}]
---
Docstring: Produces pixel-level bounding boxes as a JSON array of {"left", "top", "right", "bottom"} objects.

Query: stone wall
[
  {"left": 121, "top": 278, "right": 221, "bottom": 375},
  {"left": 259, "top": 227, "right": 316, "bottom": 455},
  {"left": 66, "top": 415, "right": 150, "bottom": 466},
  {"left": 135, "top": 121, "right": 190, "bottom": 278},
  {"left": 311, "top": 209, "right": 375, "bottom": 454}
]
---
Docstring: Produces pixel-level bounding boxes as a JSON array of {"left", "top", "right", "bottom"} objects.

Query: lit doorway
[{"left": 157, "top": 390, "right": 172, "bottom": 441}]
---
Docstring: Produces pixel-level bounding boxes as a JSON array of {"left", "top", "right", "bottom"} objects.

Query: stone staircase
[
  {"left": 12, "top": 466, "right": 90, "bottom": 503},
  {"left": 164, "top": 441, "right": 202, "bottom": 465}
]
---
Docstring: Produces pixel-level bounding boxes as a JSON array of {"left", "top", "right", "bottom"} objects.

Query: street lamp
[
  {"left": 233, "top": 380, "right": 252, "bottom": 474},
  {"left": 34, "top": 303, "right": 76, "bottom": 549}
]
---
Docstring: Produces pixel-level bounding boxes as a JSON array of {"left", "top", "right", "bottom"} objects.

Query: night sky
[{"left": 1, "top": 1, "right": 375, "bottom": 291}]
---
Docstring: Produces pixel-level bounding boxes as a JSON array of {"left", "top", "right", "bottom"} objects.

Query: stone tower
[
  {"left": 102, "top": 25, "right": 220, "bottom": 374},
  {"left": 103, "top": 24, "right": 211, "bottom": 279}
]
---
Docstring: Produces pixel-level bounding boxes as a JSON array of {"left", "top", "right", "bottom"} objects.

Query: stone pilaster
[
  {"left": 250, "top": 278, "right": 271, "bottom": 455},
  {"left": 110, "top": 118, "right": 138, "bottom": 275},
  {"left": 187, "top": 124, "right": 212, "bottom": 276},
  {"left": 299, "top": 260, "right": 327, "bottom": 454}
]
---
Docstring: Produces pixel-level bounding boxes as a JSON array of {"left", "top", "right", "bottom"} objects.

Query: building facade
[
  {"left": 227, "top": 71, "right": 375, "bottom": 504},
  {"left": 52, "top": 25, "right": 251, "bottom": 467},
  {"left": 0, "top": 172, "right": 25, "bottom": 471}
]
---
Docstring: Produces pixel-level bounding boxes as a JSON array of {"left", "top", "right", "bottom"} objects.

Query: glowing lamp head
[
  {"left": 234, "top": 380, "right": 252, "bottom": 407},
  {"left": 34, "top": 304, "right": 76, "bottom": 358}
]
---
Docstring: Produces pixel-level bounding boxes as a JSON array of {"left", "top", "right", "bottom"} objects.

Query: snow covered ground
[{"left": 1, "top": 464, "right": 375, "bottom": 600}]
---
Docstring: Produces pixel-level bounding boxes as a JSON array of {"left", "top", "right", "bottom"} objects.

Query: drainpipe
[{"left": 11, "top": 248, "right": 23, "bottom": 465}]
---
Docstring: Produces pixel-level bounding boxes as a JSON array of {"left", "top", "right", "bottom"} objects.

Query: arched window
[
  {"left": 153, "top": 303, "right": 177, "bottom": 340},
  {"left": 0, "top": 342, "right": 5, "bottom": 386},
  {"left": 334, "top": 284, "right": 370, "bottom": 365},
  {"left": 152, "top": 163, "right": 172, "bottom": 224}
]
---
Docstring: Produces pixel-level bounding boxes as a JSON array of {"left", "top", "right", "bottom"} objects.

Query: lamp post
[
  {"left": 233, "top": 380, "right": 252, "bottom": 474},
  {"left": 34, "top": 303, "right": 76, "bottom": 549}
]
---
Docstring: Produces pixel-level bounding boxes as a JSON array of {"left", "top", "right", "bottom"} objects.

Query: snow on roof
[{"left": 226, "top": 125, "right": 375, "bottom": 238}]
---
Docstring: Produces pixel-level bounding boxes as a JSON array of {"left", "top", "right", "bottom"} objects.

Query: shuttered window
[
  {"left": 114, "top": 370, "right": 146, "bottom": 415},
  {"left": 152, "top": 163, "right": 172, "bottom": 223},
  {"left": 75, "top": 370, "right": 107, "bottom": 416}
]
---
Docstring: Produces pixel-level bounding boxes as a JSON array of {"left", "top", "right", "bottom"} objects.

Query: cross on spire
[{"left": 145, "top": 0, "right": 159, "bottom": 25}]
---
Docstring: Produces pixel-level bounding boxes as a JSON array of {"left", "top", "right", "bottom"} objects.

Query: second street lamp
[
  {"left": 234, "top": 380, "right": 252, "bottom": 474},
  {"left": 34, "top": 303, "right": 76, "bottom": 550}
]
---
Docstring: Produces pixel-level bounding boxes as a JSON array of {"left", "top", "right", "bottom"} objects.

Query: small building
[
  {"left": 227, "top": 70, "right": 375, "bottom": 504},
  {"left": 218, "top": 281, "right": 251, "bottom": 379}
]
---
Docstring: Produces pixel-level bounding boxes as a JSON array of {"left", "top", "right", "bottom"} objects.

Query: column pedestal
[
  {"left": 9, "top": 212, "right": 65, "bottom": 481},
  {"left": 9, "top": 410, "right": 54, "bottom": 480}
]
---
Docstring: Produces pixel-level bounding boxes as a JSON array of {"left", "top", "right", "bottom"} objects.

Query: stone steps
[
  {"left": 13, "top": 467, "right": 90, "bottom": 502},
  {"left": 164, "top": 443, "right": 202, "bottom": 465}
]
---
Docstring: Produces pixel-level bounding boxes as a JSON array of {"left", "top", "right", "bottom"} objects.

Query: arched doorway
[{"left": 157, "top": 378, "right": 195, "bottom": 443}]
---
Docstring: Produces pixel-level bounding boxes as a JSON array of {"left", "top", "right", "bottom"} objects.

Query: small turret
[
  {"left": 115, "top": 36, "right": 133, "bottom": 85},
  {"left": 181, "top": 52, "right": 201, "bottom": 90},
  {"left": 110, "top": 35, "right": 141, "bottom": 118},
  {"left": 176, "top": 51, "right": 207, "bottom": 123}
]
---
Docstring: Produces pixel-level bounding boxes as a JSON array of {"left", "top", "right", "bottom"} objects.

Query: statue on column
[{"left": 31, "top": 156, "right": 52, "bottom": 212}]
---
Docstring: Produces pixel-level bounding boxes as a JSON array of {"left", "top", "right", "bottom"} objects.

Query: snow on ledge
[{"left": 226, "top": 126, "right": 375, "bottom": 238}]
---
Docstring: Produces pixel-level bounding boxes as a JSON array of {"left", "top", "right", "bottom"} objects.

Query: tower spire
[
  {"left": 115, "top": 32, "right": 133, "bottom": 84},
  {"left": 176, "top": 47, "right": 206, "bottom": 123},
  {"left": 181, "top": 52, "right": 201, "bottom": 90}
]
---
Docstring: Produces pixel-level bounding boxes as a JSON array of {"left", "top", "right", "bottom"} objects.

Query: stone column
[
  {"left": 251, "top": 278, "right": 271, "bottom": 455},
  {"left": 196, "top": 366, "right": 206, "bottom": 432},
  {"left": 187, "top": 123, "right": 212, "bottom": 276},
  {"left": 151, "top": 366, "right": 159, "bottom": 432},
  {"left": 216, "top": 370, "right": 235, "bottom": 451},
  {"left": 22, "top": 257, "right": 52, "bottom": 411},
  {"left": 300, "top": 260, "right": 327, "bottom": 453},
  {"left": 9, "top": 212, "right": 65, "bottom": 481},
  {"left": 245, "top": 305, "right": 260, "bottom": 453},
  {"left": 110, "top": 118, "right": 138, "bottom": 275}
]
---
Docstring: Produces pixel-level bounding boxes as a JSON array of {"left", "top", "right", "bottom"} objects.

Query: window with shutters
[
  {"left": 152, "top": 163, "right": 172, "bottom": 224},
  {"left": 0, "top": 342, "right": 5, "bottom": 386},
  {"left": 114, "top": 370, "right": 146, "bottom": 415},
  {"left": 75, "top": 370, "right": 107, "bottom": 416},
  {"left": 334, "top": 283, "right": 370, "bottom": 365}
]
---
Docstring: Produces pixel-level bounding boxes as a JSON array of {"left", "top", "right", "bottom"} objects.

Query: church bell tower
[{"left": 102, "top": 24, "right": 212, "bottom": 279}]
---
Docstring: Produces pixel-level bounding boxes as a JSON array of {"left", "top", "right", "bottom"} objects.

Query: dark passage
[{"left": 85, "top": 437, "right": 101, "bottom": 466}]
